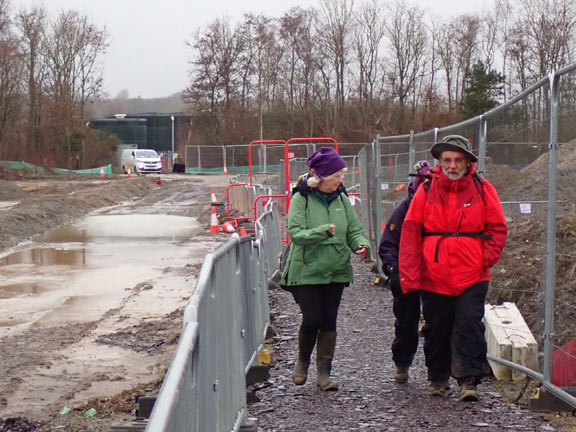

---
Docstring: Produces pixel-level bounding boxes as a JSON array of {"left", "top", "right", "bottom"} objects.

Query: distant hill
[{"left": 88, "top": 92, "right": 188, "bottom": 118}]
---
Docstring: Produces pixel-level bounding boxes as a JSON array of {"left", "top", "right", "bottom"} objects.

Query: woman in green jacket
[{"left": 280, "top": 147, "right": 370, "bottom": 391}]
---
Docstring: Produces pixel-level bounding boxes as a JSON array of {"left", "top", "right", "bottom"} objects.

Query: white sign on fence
[{"left": 519, "top": 203, "right": 532, "bottom": 214}]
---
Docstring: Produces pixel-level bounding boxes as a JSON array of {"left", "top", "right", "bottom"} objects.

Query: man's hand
[
  {"left": 355, "top": 246, "right": 368, "bottom": 259},
  {"left": 329, "top": 224, "right": 336, "bottom": 235}
]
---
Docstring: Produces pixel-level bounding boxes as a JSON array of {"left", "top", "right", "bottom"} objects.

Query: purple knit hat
[
  {"left": 306, "top": 147, "right": 346, "bottom": 178},
  {"left": 408, "top": 160, "right": 432, "bottom": 193}
]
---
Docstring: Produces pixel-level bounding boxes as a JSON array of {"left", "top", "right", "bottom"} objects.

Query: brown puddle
[{"left": 0, "top": 214, "right": 211, "bottom": 328}]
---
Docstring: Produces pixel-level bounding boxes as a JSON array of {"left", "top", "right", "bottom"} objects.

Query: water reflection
[
  {"left": 0, "top": 214, "right": 204, "bottom": 303},
  {"left": 0, "top": 248, "right": 85, "bottom": 266},
  {"left": 0, "top": 282, "right": 47, "bottom": 298}
]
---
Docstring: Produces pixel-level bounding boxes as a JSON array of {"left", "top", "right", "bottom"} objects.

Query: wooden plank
[{"left": 484, "top": 302, "right": 538, "bottom": 381}]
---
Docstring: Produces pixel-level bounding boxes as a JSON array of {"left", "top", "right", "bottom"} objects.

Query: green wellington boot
[
  {"left": 292, "top": 331, "right": 317, "bottom": 385},
  {"left": 316, "top": 331, "right": 339, "bottom": 391}
]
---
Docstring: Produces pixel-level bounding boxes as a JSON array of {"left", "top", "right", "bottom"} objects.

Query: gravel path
[{"left": 249, "top": 256, "right": 559, "bottom": 432}]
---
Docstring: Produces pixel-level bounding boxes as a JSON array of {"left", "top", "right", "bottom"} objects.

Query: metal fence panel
[{"left": 146, "top": 203, "right": 283, "bottom": 431}]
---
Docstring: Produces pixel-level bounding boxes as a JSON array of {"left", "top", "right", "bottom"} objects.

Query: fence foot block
[
  {"left": 246, "top": 363, "right": 270, "bottom": 386},
  {"left": 247, "top": 389, "right": 260, "bottom": 404},
  {"left": 108, "top": 420, "right": 147, "bottom": 431},
  {"left": 239, "top": 418, "right": 257, "bottom": 432},
  {"left": 529, "top": 387, "right": 576, "bottom": 412},
  {"left": 135, "top": 395, "right": 157, "bottom": 419}
]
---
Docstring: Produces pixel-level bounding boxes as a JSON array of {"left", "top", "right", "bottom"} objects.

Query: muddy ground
[
  {"left": 0, "top": 172, "right": 230, "bottom": 431},
  {"left": 0, "top": 156, "right": 575, "bottom": 431}
]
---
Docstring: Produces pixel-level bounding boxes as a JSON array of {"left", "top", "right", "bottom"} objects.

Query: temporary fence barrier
[
  {"left": 148, "top": 63, "right": 576, "bottom": 430},
  {"left": 146, "top": 202, "right": 282, "bottom": 431},
  {"left": 226, "top": 183, "right": 271, "bottom": 229},
  {"left": 248, "top": 140, "right": 287, "bottom": 186},
  {"left": 355, "top": 63, "right": 576, "bottom": 410},
  {"left": 253, "top": 194, "right": 289, "bottom": 243}
]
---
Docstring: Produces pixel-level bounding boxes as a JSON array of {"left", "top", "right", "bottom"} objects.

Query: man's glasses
[{"left": 440, "top": 157, "right": 466, "bottom": 165}]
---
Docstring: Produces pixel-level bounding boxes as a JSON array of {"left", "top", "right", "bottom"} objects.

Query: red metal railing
[{"left": 248, "top": 139, "right": 287, "bottom": 187}]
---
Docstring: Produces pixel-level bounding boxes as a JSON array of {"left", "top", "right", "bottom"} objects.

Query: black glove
[
  {"left": 384, "top": 264, "right": 396, "bottom": 277},
  {"left": 388, "top": 271, "right": 401, "bottom": 293}
]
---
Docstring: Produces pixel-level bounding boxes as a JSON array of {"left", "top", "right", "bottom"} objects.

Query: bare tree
[
  {"left": 510, "top": 0, "right": 576, "bottom": 88},
  {"left": 17, "top": 5, "right": 47, "bottom": 152},
  {"left": 354, "top": 0, "right": 385, "bottom": 103},
  {"left": 436, "top": 14, "right": 480, "bottom": 112},
  {"left": 479, "top": 10, "right": 499, "bottom": 70},
  {"left": 43, "top": 10, "right": 108, "bottom": 124},
  {"left": 490, "top": 0, "right": 515, "bottom": 101},
  {"left": 279, "top": 7, "right": 318, "bottom": 112},
  {"left": 317, "top": 0, "right": 355, "bottom": 114},
  {"left": 0, "top": 0, "right": 22, "bottom": 153},
  {"left": 185, "top": 18, "right": 242, "bottom": 114},
  {"left": 385, "top": 0, "right": 428, "bottom": 131},
  {"left": 0, "top": 0, "right": 10, "bottom": 34}
]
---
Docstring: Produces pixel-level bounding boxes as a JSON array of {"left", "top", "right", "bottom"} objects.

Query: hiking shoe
[
  {"left": 394, "top": 366, "right": 409, "bottom": 383},
  {"left": 428, "top": 380, "right": 449, "bottom": 397},
  {"left": 458, "top": 377, "right": 479, "bottom": 402}
]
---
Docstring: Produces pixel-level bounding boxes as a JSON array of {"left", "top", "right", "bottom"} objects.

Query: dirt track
[
  {"left": 0, "top": 171, "right": 575, "bottom": 431},
  {"left": 0, "top": 173, "right": 230, "bottom": 431}
]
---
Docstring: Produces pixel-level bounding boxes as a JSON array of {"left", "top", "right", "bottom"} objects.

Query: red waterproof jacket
[{"left": 399, "top": 164, "right": 507, "bottom": 296}]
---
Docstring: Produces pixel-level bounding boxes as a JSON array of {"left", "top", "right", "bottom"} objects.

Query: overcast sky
[{"left": 15, "top": 0, "right": 488, "bottom": 99}]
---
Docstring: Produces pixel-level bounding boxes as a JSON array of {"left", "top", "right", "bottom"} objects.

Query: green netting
[
  {"left": 0, "top": 161, "right": 113, "bottom": 175},
  {"left": 54, "top": 165, "right": 113, "bottom": 175},
  {"left": 0, "top": 161, "right": 47, "bottom": 173}
]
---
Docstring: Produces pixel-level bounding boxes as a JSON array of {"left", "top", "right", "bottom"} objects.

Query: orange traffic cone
[
  {"left": 127, "top": 167, "right": 132, "bottom": 177},
  {"left": 210, "top": 188, "right": 219, "bottom": 204},
  {"left": 100, "top": 166, "right": 105, "bottom": 178},
  {"left": 221, "top": 221, "right": 236, "bottom": 233},
  {"left": 209, "top": 206, "right": 220, "bottom": 233},
  {"left": 223, "top": 163, "right": 228, "bottom": 175},
  {"left": 239, "top": 226, "right": 248, "bottom": 237}
]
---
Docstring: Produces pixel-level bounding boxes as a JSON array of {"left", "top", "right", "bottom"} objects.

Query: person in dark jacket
[
  {"left": 280, "top": 147, "right": 370, "bottom": 391},
  {"left": 378, "top": 161, "right": 431, "bottom": 384},
  {"left": 399, "top": 135, "right": 507, "bottom": 401}
]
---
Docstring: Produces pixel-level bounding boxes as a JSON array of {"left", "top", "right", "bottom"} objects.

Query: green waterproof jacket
[{"left": 280, "top": 182, "right": 370, "bottom": 287}]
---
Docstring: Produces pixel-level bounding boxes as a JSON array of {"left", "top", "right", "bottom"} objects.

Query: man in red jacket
[{"left": 399, "top": 135, "right": 507, "bottom": 402}]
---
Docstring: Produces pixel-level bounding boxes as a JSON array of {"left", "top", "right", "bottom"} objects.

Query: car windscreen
[{"left": 135, "top": 150, "right": 159, "bottom": 158}]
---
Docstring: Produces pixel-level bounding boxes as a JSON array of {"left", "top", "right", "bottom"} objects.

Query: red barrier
[
  {"left": 248, "top": 140, "right": 286, "bottom": 187},
  {"left": 226, "top": 183, "right": 252, "bottom": 227},
  {"left": 284, "top": 137, "right": 339, "bottom": 211}
]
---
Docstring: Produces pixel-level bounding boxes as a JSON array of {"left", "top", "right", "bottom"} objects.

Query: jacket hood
[{"left": 292, "top": 174, "right": 348, "bottom": 197}]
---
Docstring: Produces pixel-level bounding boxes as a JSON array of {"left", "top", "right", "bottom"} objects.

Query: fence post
[
  {"left": 408, "top": 130, "right": 415, "bottom": 173},
  {"left": 542, "top": 72, "right": 560, "bottom": 384},
  {"left": 374, "top": 136, "right": 382, "bottom": 255},
  {"left": 478, "top": 115, "right": 487, "bottom": 176}
]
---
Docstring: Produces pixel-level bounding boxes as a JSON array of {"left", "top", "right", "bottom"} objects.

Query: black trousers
[
  {"left": 420, "top": 281, "right": 489, "bottom": 382},
  {"left": 289, "top": 284, "right": 345, "bottom": 335},
  {"left": 389, "top": 272, "right": 421, "bottom": 367}
]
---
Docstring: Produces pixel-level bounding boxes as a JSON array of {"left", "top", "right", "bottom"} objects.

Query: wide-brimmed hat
[
  {"left": 306, "top": 147, "right": 346, "bottom": 178},
  {"left": 431, "top": 135, "right": 477, "bottom": 162}
]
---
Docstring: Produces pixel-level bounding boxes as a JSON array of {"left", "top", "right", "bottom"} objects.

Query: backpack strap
[
  {"left": 423, "top": 172, "right": 484, "bottom": 197},
  {"left": 423, "top": 231, "right": 492, "bottom": 262}
]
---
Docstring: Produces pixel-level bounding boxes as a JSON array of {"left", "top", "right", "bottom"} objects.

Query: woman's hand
[
  {"left": 355, "top": 246, "right": 368, "bottom": 259},
  {"left": 329, "top": 224, "right": 336, "bottom": 235}
]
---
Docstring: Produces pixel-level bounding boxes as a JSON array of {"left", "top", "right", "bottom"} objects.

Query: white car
[{"left": 120, "top": 149, "right": 163, "bottom": 174}]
